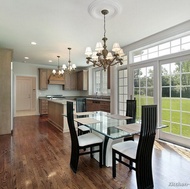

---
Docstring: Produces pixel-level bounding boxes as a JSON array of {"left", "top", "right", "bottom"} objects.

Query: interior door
[{"left": 16, "top": 76, "right": 32, "bottom": 111}]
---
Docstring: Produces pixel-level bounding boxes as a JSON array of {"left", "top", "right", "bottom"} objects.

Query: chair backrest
[
  {"left": 136, "top": 105, "right": 157, "bottom": 189},
  {"left": 76, "top": 98, "right": 86, "bottom": 112},
  {"left": 126, "top": 100, "right": 136, "bottom": 124},
  {"left": 67, "top": 101, "right": 79, "bottom": 149}
]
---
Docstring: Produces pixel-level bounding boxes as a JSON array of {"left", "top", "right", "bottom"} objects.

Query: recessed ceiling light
[
  {"left": 31, "top": 42, "right": 37, "bottom": 45},
  {"left": 25, "top": 57, "right": 29, "bottom": 59},
  {"left": 49, "top": 60, "right": 52, "bottom": 62}
]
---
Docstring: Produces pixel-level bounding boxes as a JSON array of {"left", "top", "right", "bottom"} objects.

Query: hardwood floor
[{"left": 0, "top": 115, "right": 190, "bottom": 189}]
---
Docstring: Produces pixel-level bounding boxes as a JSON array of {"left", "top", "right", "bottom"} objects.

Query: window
[
  {"left": 132, "top": 34, "right": 190, "bottom": 63},
  {"left": 118, "top": 69, "right": 128, "bottom": 115},
  {"left": 94, "top": 68, "right": 108, "bottom": 95}
]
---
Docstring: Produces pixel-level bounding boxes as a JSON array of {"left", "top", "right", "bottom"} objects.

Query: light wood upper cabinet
[
  {"left": 39, "top": 68, "right": 48, "bottom": 90},
  {"left": 63, "top": 71, "right": 77, "bottom": 90},
  {"left": 39, "top": 68, "right": 88, "bottom": 91},
  {"left": 77, "top": 70, "right": 88, "bottom": 91},
  {"left": 39, "top": 68, "right": 65, "bottom": 90}
]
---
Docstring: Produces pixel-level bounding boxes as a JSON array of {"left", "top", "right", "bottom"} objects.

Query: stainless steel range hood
[{"left": 48, "top": 74, "right": 65, "bottom": 85}]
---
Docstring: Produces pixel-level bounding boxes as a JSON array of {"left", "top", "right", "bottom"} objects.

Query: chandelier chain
[{"left": 104, "top": 13, "right": 106, "bottom": 39}]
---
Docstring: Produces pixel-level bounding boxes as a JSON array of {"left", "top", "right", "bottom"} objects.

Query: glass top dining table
[{"left": 74, "top": 111, "right": 139, "bottom": 139}]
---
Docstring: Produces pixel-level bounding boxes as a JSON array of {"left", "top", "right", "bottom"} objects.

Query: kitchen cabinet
[
  {"left": 86, "top": 99, "right": 110, "bottom": 113},
  {"left": 39, "top": 68, "right": 65, "bottom": 89},
  {"left": 86, "top": 99, "right": 100, "bottom": 111},
  {"left": 39, "top": 99, "right": 48, "bottom": 115},
  {"left": 48, "top": 101, "right": 63, "bottom": 131},
  {"left": 0, "top": 48, "right": 13, "bottom": 135},
  {"left": 77, "top": 70, "right": 88, "bottom": 91},
  {"left": 39, "top": 69, "right": 48, "bottom": 90},
  {"left": 100, "top": 101, "right": 110, "bottom": 112},
  {"left": 63, "top": 71, "right": 77, "bottom": 90}
]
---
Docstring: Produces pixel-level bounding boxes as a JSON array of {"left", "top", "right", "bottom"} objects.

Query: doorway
[{"left": 16, "top": 76, "right": 36, "bottom": 116}]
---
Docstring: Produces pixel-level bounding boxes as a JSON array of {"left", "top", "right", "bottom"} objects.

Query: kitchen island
[{"left": 47, "top": 99, "right": 76, "bottom": 132}]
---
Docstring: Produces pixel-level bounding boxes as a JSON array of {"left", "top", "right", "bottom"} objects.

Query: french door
[
  {"left": 159, "top": 57, "right": 190, "bottom": 148},
  {"left": 131, "top": 64, "right": 155, "bottom": 122},
  {"left": 129, "top": 56, "right": 190, "bottom": 148}
]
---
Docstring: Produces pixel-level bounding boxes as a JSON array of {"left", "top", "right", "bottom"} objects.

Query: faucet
[{"left": 96, "top": 92, "right": 98, "bottom": 98}]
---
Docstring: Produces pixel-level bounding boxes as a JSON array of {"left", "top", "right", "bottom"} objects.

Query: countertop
[
  {"left": 47, "top": 99, "right": 76, "bottom": 105},
  {"left": 86, "top": 98, "right": 110, "bottom": 102},
  {"left": 39, "top": 96, "right": 110, "bottom": 102}
]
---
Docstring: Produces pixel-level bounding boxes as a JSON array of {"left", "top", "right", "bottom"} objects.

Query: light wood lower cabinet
[
  {"left": 86, "top": 99, "right": 110, "bottom": 113},
  {"left": 48, "top": 101, "right": 63, "bottom": 131},
  {"left": 39, "top": 99, "right": 48, "bottom": 115},
  {"left": 100, "top": 101, "right": 110, "bottom": 112}
]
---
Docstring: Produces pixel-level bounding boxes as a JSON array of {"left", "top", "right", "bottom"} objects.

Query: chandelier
[
  {"left": 62, "top": 47, "right": 76, "bottom": 72},
  {"left": 85, "top": 9, "right": 125, "bottom": 71},
  {"left": 52, "top": 56, "right": 64, "bottom": 76}
]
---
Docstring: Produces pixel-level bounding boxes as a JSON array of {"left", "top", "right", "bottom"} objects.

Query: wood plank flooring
[{"left": 0, "top": 115, "right": 190, "bottom": 189}]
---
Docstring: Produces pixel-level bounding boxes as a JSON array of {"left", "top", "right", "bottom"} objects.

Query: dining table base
[{"left": 91, "top": 130, "right": 123, "bottom": 167}]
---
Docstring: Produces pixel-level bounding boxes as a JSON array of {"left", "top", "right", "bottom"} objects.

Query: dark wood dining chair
[
  {"left": 66, "top": 101, "right": 103, "bottom": 173},
  {"left": 112, "top": 105, "right": 157, "bottom": 189},
  {"left": 124, "top": 99, "right": 136, "bottom": 141},
  {"left": 76, "top": 98, "right": 91, "bottom": 135}
]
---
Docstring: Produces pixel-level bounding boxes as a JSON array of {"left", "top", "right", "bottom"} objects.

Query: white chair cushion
[
  {"left": 78, "top": 125, "right": 90, "bottom": 132},
  {"left": 112, "top": 141, "right": 138, "bottom": 159},
  {"left": 78, "top": 133, "right": 103, "bottom": 147}
]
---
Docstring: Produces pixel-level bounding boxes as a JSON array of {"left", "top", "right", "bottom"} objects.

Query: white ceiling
[{"left": 0, "top": 0, "right": 190, "bottom": 68}]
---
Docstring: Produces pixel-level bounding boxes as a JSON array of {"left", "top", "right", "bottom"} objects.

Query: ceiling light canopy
[
  {"left": 85, "top": 9, "right": 124, "bottom": 71},
  {"left": 62, "top": 47, "right": 76, "bottom": 72},
  {"left": 52, "top": 56, "right": 64, "bottom": 77}
]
